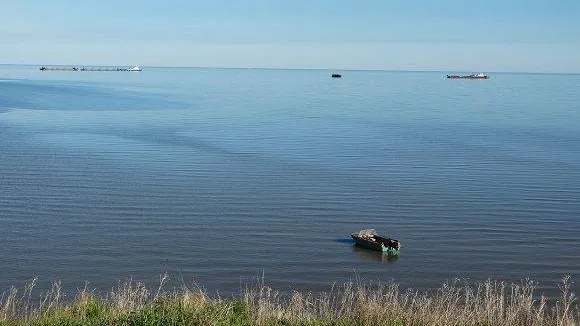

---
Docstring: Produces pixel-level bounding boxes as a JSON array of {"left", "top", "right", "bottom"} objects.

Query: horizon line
[{"left": 1, "top": 63, "right": 579, "bottom": 75}]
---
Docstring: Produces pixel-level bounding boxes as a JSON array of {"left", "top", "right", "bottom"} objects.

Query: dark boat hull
[{"left": 350, "top": 234, "right": 401, "bottom": 254}]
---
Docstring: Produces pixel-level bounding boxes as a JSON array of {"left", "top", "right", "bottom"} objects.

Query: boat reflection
[
  {"left": 352, "top": 244, "right": 399, "bottom": 262},
  {"left": 334, "top": 238, "right": 399, "bottom": 262}
]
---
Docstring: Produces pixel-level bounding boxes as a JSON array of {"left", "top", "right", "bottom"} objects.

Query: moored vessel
[
  {"left": 447, "top": 73, "right": 489, "bottom": 79},
  {"left": 350, "top": 229, "right": 401, "bottom": 254}
]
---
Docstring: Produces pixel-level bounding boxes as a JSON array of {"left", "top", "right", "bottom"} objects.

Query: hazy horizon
[
  {"left": 2, "top": 1, "right": 580, "bottom": 73},
  {"left": 4, "top": 64, "right": 580, "bottom": 75}
]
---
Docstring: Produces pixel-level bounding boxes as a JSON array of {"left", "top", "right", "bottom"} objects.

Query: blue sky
[{"left": 1, "top": 0, "right": 580, "bottom": 72}]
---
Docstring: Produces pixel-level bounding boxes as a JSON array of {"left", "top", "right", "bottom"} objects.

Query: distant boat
[
  {"left": 351, "top": 229, "right": 401, "bottom": 254},
  {"left": 447, "top": 73, "right": 489, "bottom": 79},
  {"left": 128, "top": 65, "right": 142, "bottom": 72},
  {"left": 331, "top": 73, "right": 342, "bottom": 78}
]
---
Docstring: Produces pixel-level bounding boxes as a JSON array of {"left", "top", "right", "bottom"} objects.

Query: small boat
[
  {"left": 446, "top": 73, "right": 489, "bottom": 79},
  {"left": 331, "top": 73, "right": 342, "bottom": 78},
  {"left": 350, "top": 229, "right": 401, "bottom": 254},
  {"left": 128, "top": 65, "right": 142, "bottom": 72}
]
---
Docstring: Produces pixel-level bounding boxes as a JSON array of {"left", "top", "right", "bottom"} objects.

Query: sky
[{"left": 1, "top": 0, "right": 580, "bottom": 72}]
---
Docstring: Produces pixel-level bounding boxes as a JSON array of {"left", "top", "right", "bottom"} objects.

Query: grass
[{"left": 0, "top": 275, "right": 577, "bottom": 326}]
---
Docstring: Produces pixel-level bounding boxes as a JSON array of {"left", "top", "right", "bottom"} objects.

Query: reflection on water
[
  {"left": 335, "top": 237, "right": 399, "bottom": 262},
  {"left": 352, "top": 245, "right": 399, "bottom": 263}
]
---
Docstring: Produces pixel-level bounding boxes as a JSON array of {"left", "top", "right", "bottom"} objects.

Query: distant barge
[
  {"left": 331, "top": 73, "right": 342, "bottom": 78},
  {"left": 447, "top": 73, "right": 489, "bottom": 79},
  {"left": 39, "top": 65, "right": 142, "bottom": 72}
]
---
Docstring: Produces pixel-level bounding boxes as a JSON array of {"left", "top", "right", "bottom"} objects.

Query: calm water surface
[{"left": 1, "top": 66, "right": 579, "bottom": 297}]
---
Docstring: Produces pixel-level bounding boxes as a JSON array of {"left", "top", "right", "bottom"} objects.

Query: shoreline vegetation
[{"left": 0, "top": 276, "right": 577, "bottom": 326}]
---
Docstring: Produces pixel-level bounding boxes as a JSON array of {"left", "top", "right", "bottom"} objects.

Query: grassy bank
[{"left": 0, "top": 276, "right": 577, "bottom": 326}]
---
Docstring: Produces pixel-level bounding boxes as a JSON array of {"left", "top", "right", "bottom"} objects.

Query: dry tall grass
[
  {"left": 0, "top": 275, "right": 577, "bottom": 326},
  {"left": 245, "top": 276, "right": 578, "bottom": 326}
]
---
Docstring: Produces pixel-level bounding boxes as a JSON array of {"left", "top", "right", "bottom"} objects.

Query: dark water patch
[{"left": 0, "top": 79, "right": 188, "bottom": 111}]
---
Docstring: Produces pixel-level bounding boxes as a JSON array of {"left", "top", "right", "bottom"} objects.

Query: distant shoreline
[{"left": 1, "top": 63, "right": 579, "bottom": 75}]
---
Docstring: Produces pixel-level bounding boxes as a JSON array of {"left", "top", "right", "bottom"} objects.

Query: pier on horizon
[{"left": 39, "top": 65, "right": 142, "bottom": 72}]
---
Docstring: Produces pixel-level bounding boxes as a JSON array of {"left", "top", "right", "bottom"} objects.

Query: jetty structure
[{"left": 39, "top": 65, "right": 142, "bottom": 72}]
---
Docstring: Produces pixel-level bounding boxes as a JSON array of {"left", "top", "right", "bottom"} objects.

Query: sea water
[{"left": 1, "top": 65, "right": 579, "bottom": 297}]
